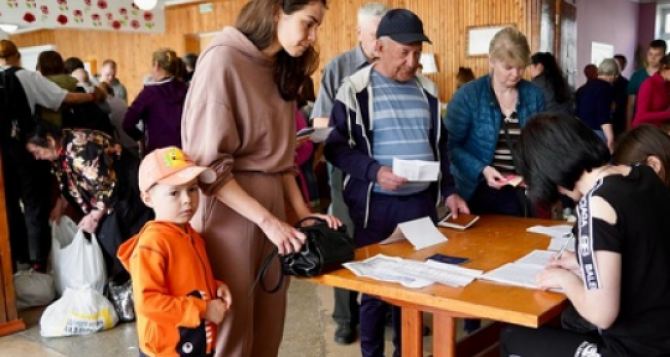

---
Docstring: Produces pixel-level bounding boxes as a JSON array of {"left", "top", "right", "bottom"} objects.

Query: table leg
[
  {"left": 402, "top": 306, "right": 423, "bottom": 356},
  {"left": 433, "top": 311, "right": 456, "bottom": 357}
]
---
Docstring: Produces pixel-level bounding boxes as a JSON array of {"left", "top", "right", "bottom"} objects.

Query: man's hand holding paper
[{"left": 392, "top": 158, "right": 440, "bottom": 182}]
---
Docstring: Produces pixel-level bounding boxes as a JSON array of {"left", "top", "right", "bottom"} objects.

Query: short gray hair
[
  {"left": 598, "top": 58, "right": 620, "bottom": 76},
  {"left": 358, "top": 2, "right": 388, "bottom": 25}
]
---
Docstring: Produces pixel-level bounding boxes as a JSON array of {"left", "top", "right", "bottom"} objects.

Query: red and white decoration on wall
[{"left": 0, "top": 0, "right": 164, "bottom": 33}]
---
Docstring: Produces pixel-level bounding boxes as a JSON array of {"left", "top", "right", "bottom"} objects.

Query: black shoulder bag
[{"left": 254, "top": 217, "right": 355, "bottom": 294}]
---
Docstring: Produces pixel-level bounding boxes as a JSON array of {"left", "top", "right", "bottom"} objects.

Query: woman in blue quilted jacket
[{"left": 445, "top": 27, "right": 545, "bottom": 217}]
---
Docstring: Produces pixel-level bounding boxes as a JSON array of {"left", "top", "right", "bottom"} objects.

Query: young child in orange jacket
[{"left": 118, "top": 147, "right": 232, "bottom": 357}]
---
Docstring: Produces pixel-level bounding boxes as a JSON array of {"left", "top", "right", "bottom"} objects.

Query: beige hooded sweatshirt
[{"left": 181, "top": 26, "right": 295, "bottom": 195}]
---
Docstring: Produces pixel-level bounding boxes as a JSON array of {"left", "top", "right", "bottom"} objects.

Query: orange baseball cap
[{"left": 138, "top": 147, "right": 216, "bottom": 193}]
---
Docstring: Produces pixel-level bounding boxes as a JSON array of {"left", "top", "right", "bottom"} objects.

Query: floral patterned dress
[
  {"left": 52, "top": 129, "right": 121, "bottom": 214},
  {"left": 50, "top": 129, "right": 152, "bottom": 279}
]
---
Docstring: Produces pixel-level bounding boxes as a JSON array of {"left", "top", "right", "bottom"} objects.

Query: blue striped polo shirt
[{"left": 370, "top": 69, "right": 434, "bottom": 195}]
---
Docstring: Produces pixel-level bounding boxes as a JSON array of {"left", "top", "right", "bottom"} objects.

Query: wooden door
[
  {"left": 558, "top": 1, "right": 577, "bottom": 88},
  {"left": 0, "top": 151, "right": 26, "bottom": 336},
  {"left": 532, "top": 0, "right": 578, "bottom": 88}
]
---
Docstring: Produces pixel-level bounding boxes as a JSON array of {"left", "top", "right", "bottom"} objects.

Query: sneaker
[{"left": 334, "top": 324, "right": 356, "bottom": 345}]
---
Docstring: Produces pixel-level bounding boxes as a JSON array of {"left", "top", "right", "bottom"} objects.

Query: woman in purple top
[{"left": 123, "top": 48, "right": 187, "bottom": 155}]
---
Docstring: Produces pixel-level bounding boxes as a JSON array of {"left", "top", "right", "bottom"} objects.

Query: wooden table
[{"left": 309, "top": 215, "right": 567, "bottom": 357}]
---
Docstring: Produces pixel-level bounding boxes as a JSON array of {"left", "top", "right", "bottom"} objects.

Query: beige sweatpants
[{"left": 194, "top": 173, "right": 288, "bottom": 357}]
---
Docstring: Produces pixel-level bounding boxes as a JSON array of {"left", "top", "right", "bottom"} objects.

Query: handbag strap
[
  {"left": 251, "top": 248, "right": 284, "bottom": 295},
  {"left": 295, "top": 216, "right": 327, "bottom": 228}
]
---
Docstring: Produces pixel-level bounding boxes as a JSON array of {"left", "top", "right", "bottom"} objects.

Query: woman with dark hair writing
[{"left": 501, "top": 113, "right": 670, "bottom": 356}]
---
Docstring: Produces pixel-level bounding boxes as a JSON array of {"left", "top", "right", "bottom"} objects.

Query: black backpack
[{"left": 0, "top": 67, "right": 34, "bottom": 142}]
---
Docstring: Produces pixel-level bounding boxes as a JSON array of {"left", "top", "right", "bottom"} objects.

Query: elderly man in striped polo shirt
[{"left": 324, "top": 8, "right": 468, "bottom": 357}]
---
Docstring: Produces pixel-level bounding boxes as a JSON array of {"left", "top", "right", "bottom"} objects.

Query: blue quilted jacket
[{"left": 445, "top": 75, "right": 545, "bottom": 200}]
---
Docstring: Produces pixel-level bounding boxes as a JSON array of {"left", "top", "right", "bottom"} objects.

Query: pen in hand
[{"left": 555, "top": 235, "right": 573, "bottom": 260}]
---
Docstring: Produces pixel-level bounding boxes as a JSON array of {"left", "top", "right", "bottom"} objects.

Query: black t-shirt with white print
[{"left": 575, "top": 165, "right": 670, "bottom": 356}]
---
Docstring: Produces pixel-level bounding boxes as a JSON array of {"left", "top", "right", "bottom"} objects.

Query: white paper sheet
[
  {"left": 479, "top": 250, "right": 565, "bottom": 293},
  {"left": 480, "top": 263, "right": 546, "bottom": 290},
  {"left": 343, "top": 254, "right": 477, "bottom": 289},
  {"left": 309, "top": 127, "right": 334, "bottom": 143},
  {"left": 392, "top": 158, "right": 440, "bottom": 182},
  {"left": 379, "top": 217, "right": 448, "bottom": 250},
  {"left": 527, "top": 224, "right": 573, "bottom": 238},
  {"left": 515, "top": 250, "right": 555, "bottom": 267},
  {"left": 548, "top": 237, "right": 576, "bottom": 252},
  {"left": 424, "top": 260, "right": 484, "bottom": 278}
]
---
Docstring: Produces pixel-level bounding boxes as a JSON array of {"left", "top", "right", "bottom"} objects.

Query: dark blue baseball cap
[{"left": 376, "top": 9, "right": 431, "bottom": 44}]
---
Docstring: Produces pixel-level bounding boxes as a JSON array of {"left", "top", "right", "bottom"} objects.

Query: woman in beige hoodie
[{"left": 181, "top": 1, "right": 339, "bottom": 356}]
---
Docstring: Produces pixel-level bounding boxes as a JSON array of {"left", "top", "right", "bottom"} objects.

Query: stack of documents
[
  {"left": 527, "top": 224, "right": 575, "bottom": 253},
  {"left": 479, "top": 250, "right": 563, "bottom": 292},
  {"left": 344, "top": 254, "right": 482, "bottom": 289}
]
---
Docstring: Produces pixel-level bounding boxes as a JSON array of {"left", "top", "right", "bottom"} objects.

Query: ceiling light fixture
[
  {"left": 0, "top": 24, "right": 19, "bottom": 33},
  {"left": 133, "top": 0, "right": 158, "bottom": 11}
]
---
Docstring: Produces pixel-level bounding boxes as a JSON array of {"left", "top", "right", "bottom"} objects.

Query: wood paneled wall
[
  {"left": 318, "top": 0, "right": 537, "bottom": 101},
  {"left": 11, "top": 0, "right": 538, "bottom": 102}
]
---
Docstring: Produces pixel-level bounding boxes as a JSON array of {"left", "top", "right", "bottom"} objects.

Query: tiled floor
[{"left": 0, "top": 279, "right": 444, "bottom": 357}]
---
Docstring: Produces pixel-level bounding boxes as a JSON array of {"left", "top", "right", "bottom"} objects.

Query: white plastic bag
[
  {"left": 40, "top": 287, "right": 118, "bottom": 337},
  {"left": 14, "top": 270, "right": 56, "bottom": 309},
  {"left": 51, "top": 218, "right": 107, "bottom": 295},
  {"left": 51, "top": 216, "right": 78, "bottom": 252}
]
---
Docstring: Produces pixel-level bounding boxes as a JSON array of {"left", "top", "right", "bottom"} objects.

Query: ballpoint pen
[{"left": 555, "top": 235, "right": 573, "bottom": 260}]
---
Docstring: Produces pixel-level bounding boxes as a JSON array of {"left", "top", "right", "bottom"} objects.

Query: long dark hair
[
  {"left": 514, "top": 113, "right": 610, "bottom": 204},
  {"left": 26, "top": 121, "right": 62, "bottom": 149},
  {"left": 235, "top": 0, "right": 325, "bottom": 101},
  {"left": 531, "top": 52, "right": 569, "bottom": 104}
]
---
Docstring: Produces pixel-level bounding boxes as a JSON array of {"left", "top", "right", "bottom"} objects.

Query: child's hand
[
  {"left": 217, "top": 283, "right": 232, "bottom": 310},
  {"left": 204, "top": 299, "right": 227, "bottom": 324}
]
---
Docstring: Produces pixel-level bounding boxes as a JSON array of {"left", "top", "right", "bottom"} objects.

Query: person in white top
[{"left": 0, "top": 39, "right": 97, "bottom": 272}]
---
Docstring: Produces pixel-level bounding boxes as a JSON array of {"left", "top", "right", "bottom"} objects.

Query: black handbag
[{"left": 254, "top": 217, "right": 355, "bottom": 293}]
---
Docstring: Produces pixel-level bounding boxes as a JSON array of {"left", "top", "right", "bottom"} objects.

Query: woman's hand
[
  {"left": 296, "top": 135, "right": 311, "bottom": 147},
  {"left": 482, "top": 166, "right": 507, "bottom": 189},
  {"left": 537, "top": 267, "right": 574, "bottom": 291},
  {"left": 78, "top": 209, "right": 105, "bottom": 234},
  {"left": 258, "top": 215, "right": 306, "bottom": 256},
  {"left": 300, "top": 213, "right": 343, "bottom": 230},
  {"left": 549, "top": 250, "right": 580, "bottom": 272}
]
